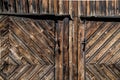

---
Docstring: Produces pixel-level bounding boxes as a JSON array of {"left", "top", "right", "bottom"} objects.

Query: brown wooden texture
[
  {"left": 0, "top": 16, "right": 55, "bottom": 80},
  {"left": 85, "top": 21, "right": 120, "bottom": 80},
  {"left": 0, "top": 1, "right": 120, "bottom": 16},
  {"left": 0, "top": 1, "right": 120, "bottom": 80}
]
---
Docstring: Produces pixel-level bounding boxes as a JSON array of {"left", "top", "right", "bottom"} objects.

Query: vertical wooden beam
[
  {"left": 63, "top": 1, "right": 69, "bottom": 14},
  {"left": 55, "top": 20, "right": 65, "bottom": 80},
  {"left": 108, "top": 1, "right": 112, "bottom": 15},
  {"left": 0, "top": 0, "right": 3, "bottom": 12},
  {"left": 103, "top": 1, "right": 106, "bottom": 15},
  {"left": 83, "top": 21, "right": 86, "bottom": 80},
  {"left": 106, "top": 0, "right": 108, "bottom": 16},
  {"left": 9, "top": 0, "right": 13, "bottom": 12},
  {"left": 84, "top": 1, "right": 87, "bottom": 16},
  {"left": 96, "top": 0, "right": 99, "bottom": 16},
  {"left": 55, "top": 22, "right": 59, "bottom": 80},
  {"left": 54, "top": 0, "right": 58, "bottom": 14},
  {"left": 32, "top": 0, "right": 37, "bottom": 13},
  {"left": 87, "top": 1, "right": 90, "bottom": 16},
  {"left": 90, "top": 1, "right": 93, "bottom": 16},
  {"left": 15, "top": 0, "right": 18, "bottom": 13},
  {"left": 63, "top": 18, "right": 69, "bottom": 80},
  {"left": 72, "top": 1, "right": 78, "bottom": 80},
  {"left": 114, "top": 0, "right": 117, "bottom": 15},
  {"left": 49, "top": 0, "right": 52, "bottom": 14},
  {"left": 93, "top": 1, "right": 96, "bottom": 16},
  {"left": 78, "top": 1, "right": 81, "bottom": 80},
  {"left": 39, "top": 0, "right": 42, "bottom": 14},
  {"left": 58, "top": 20, "right": 64, "bottom": 80},
  {"left": 16, "top": 0, "right": 21, "bottom": 13},
  {"left": 112, "top": 0, "right": 115, "bottom": 15},
  {"left": 22, "top": 0, "right": 25, "bottom": 13},
  {"left": 78, "top": 20, "right": 85, "bottom": 80},
  {"left": 99, "top": 1, "right": 102, "bottom": 16},
  {"left": 72, "top": 17, "right": 78, "bottom": 80},
  {"left": 59, "top": 0, "right": 63, "bottom": 14},
  {"left": 14, "top": 0, "right": 17, "bottom": 13},
  {"left": 69, "top": 20, "right": 73, "bottom": 80},
  {"left": 26, "top": 0, "right": 29, "bottom": 13},
  {"left": 28, "top": 0, "right": 32, "bottom": 13},
  {"left": 116, "top": 0, "right": 119, "bottom": 14},
  {"left": 36, "top": 0, "right": 39, "bottom": 13},
  {"left": 69, "top": 1, "right": 73, "bottom": 80},
  {"left": 42, "top": 0, "right": 49, "bottom": 13},
  {"left": 118, "top": 0, "right": 120, "bottom": 14},
  {"left": 78, "top": 1, "right": 81, "bottom": 17}
]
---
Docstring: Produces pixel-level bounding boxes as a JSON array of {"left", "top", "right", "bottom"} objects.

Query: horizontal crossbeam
[
  {"left": 80, "top": 16, "right": 120, "bottom": 22},
  {"left": 0, "top": 13, "right": 72, "bottom": 21}
]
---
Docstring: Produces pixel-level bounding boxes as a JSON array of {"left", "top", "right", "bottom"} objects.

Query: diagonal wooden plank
[
  {"left": 0, "top": 16, "right": 55, "bottom": 80},
  {"left": 85, "top": 21, "right": 120, "bottom": 80}
]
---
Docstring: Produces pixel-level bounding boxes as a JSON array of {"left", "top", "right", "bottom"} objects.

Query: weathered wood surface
[
  {"left": 0, "top": 16, "right": 55, "bottom": 80},
  {"left": 0, "top": 0, "right": 120, "bottom": 80},
  {"left": 85, "top": 21, "right": 120, "bottom": 80},
  {"left": 0, "top": 1, "right": 120, "bottom": 16}
]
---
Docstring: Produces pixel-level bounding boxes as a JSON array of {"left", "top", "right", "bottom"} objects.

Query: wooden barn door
[
  {"left": 85, "top": 21, "right": 120, "bottom": 80},
  {"left": 0, "top": 16, "right": 56, "bottom": 80}
]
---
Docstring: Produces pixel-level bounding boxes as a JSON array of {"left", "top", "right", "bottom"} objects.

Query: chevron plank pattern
[
  {"left": 85, "top": 21, "right": 120, "bottom": 80},
  {"left": 0, "top": 16, "right": 55, "bottom": 80}
]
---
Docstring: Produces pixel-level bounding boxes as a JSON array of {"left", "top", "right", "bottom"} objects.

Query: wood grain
[
  {"left": 0, "top": 16, "right": 55, "bottom": 80},
  {"left": 85, "top": 21, "right": 120, "bottom": 80},
  {"left": 0, "top": 1, "right": 120, "bottom": 80}
]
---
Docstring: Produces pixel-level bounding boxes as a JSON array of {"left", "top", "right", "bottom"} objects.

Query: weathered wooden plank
[
  {"left": 69, "top": 20, "right": 73, "bottom": 80},
  {"left": 118, "top": 0, "right": 120, "bottom": 14},
  {"left": 112, "top": 0, "right": 115, "bottom": 15},
  {"left": 55, "top": 22, "right": 59, "bottom": 80},
  {"left": 42, "top": 0, "right": 49, "bottom": 13},
  {"left": 114, "top": 0, "right": 117, "bottom": 15},
  {"left": 81, "top": 1, "right": 87, "bottom": 16},
  {"left": 78, "top": 1, "right": 81, "bottom": 17},
  {"left": 63, "top": 1, "right": 69, "bottom": 14},
  {"left": 90, "top": 1, "right": 93, "bottom": 16},
  {"left": 96, "top": 1, "right": 99, "bottom": 15},
  {"left": 108, "top": 1, "right": 112, "bottom": 15},
  {"left": 28, "top": 0, "right": 32, "bottom": 13},
  {"left": 33, "top": 0, "right": 38, "bottom": 13},
  {"left": 39, "top": 0, "right": 42, "bottom": 13},
  {"left": 59, "top": 0, "right": 63, "bottom": 14},
  {"left": 78, "top": 20, "right": 85, "bottom": 80},
  {"left": 69, "top": 1, "right": 73, "bottom": 80},
  {"left": 0, "top": 0, "right": 3, "bottom": 12},
  {"left": 72, "top": 1, "right": 78, "bottom": 17},
  {"left": 49, "top": 0, "right": 54, "bottom": 14},
  {"left": 63, "top": 18, "right": 69, "bottom": 80},
  {"left": 87, "top": 1, "right": 90, "bottom": 16},
  {"left": 54, "top": 0, "right": 58, "bottom": 14},
  {"left": 72, "top": 1, "right": 78, "bottom": 80},
  {"left": 0, "top": 0, "right": 119, "bottom": 16},
  {"left": 78, "top": 19, "right": 81, "bottom": 80},
  {"left": 58, "top": 20, "right": 64, "bottom": 80},
  {"left": 102, "top": 1, "right": 106, "bottom": 16},
  {"left": 85, "top": 21, "right": 120, "bottom": 80},
  {"left": 22, "top": 0, "right": 25, "bottom": 13},
  {"left": 72, "top": 17, "right": 78, "bottom": 80}
]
